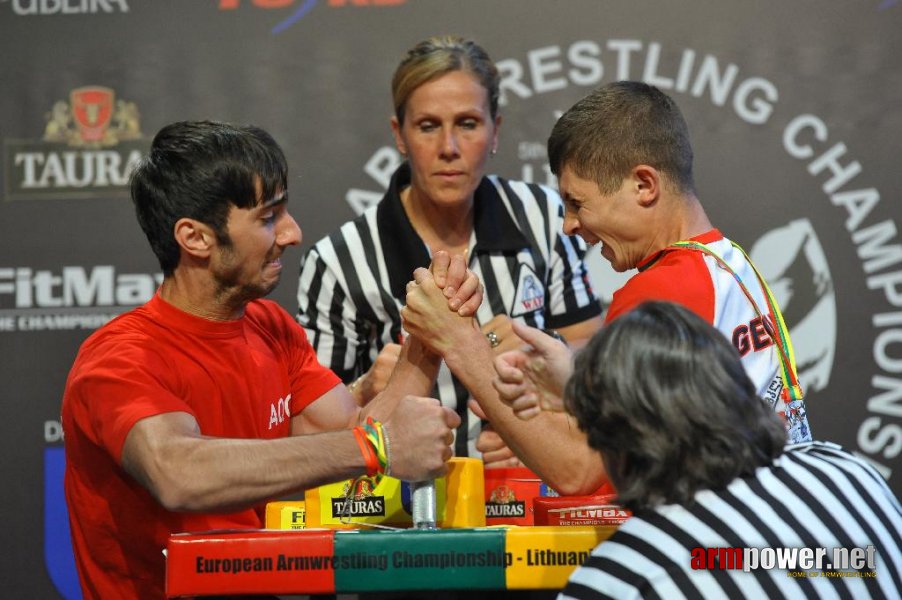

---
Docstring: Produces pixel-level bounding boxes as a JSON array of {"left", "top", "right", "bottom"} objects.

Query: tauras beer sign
[{"left": 3, "top": 86, "right": 148, "bottom": 201}]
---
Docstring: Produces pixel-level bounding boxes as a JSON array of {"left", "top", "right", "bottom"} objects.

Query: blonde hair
[{"left": 391, "top": 35, "right": 500, "bottom": 125}]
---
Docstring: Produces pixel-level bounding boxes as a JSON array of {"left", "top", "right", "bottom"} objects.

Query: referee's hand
[{"left": 480, "top": 314, "right": 523, "bottom": 355}]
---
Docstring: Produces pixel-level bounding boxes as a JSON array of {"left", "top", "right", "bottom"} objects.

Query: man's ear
[
  {"left": 633, "top": 165, "right": 660, "bottom": 207},
  {"left": 173, "top": 218, "right": 214, "bottom": 259}
]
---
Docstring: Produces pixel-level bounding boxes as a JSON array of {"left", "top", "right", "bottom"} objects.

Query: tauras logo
[
  {"left": 486, "top": 501, "right": 526, "bottom": 518},
  {"left": 330, "top": 496, "right": 385, "bottom": 517},
  {"left": 14, "top": 148, "right": 142, "bottom": 187},
  {"left": 8, "top": 0, "right": 130, "bottom": 15},
  {"left": 4, "top": 86, "right": 148, "bottom": 201}
]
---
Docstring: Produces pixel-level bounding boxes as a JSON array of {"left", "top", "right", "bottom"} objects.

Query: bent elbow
[
  {"left": 540, "top": 459, "right": 608, "bottom": 497},
  {"left": 549, "top": 476, "right": 602, "bottom": 497},
  {"left": 149, "top": 480, "right": 197, "bottom": 513}
]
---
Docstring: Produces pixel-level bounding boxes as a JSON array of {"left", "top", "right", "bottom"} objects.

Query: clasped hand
[
  {"left": 351, "top": 251, "right": 482, "bottom": 404},
  {"left": 401, "top": 251, "right": 483, "bottom": 355}
]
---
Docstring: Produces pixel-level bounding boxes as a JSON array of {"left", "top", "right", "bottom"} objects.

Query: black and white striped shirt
[
  {"left": 560, "top": 442, "right": 902, "bottom": 600},
  {"left": 297, "top": 163, "right": 601, "bottom": 456}
]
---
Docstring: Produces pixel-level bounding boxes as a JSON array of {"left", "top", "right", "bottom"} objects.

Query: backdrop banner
[{"left": 1, "top": 1, "right": 899, "bottom": 597}]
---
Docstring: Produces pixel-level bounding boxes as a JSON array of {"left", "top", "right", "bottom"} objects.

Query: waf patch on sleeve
[{"left": 511, "top": 264, "right": 545, "bottom": 317}]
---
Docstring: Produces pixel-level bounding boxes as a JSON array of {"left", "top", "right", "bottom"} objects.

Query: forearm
[
  {"left": 556, "top": 315, "right": 604, "bottom": 351},
  {"left": 123, "top": 418, "right": 365, "bottom": 513},
  {"left": 445, "top": 328, "right": 608, "bottom": 495},
  {"left": 365, "top": 335, "right": 441, "bottom": 420}
]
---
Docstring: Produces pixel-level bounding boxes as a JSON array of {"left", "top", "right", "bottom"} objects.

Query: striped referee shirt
[
  {"left": 297, "top": 163, "right": 601, "bottom": 456},
  {"left": 560, "top": 442, "right": 902, "bottom": 600}
]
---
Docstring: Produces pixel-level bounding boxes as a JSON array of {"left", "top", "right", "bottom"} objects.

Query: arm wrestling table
[
  {"left": 165, "top": 458, "right": 624, "bottom": 597},
  {"left": 165, "top": 525, "right": 617, "bottom": 597}
]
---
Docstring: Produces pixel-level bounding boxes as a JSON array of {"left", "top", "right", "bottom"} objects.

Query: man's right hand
[
  {"left": 381, "top": 395, "right": 461, "bottom": 482},
  {"left": 492, "top": 320, "right": 574, "bottom": 420}
]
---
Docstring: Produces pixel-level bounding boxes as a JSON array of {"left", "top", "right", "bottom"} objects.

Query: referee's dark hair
[{"left": 565, "top": 301, "right": 787, "bottom": 511}]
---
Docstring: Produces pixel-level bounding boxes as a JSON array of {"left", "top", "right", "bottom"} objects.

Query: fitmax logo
[
  {"left": 218, "top": 0, "right": 406, "bottom": 35},
  {"left": 0, "top": 266, "right": 160, "bottom": 309}
]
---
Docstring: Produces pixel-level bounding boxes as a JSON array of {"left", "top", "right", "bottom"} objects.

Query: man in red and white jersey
[
  {"left": 544, "top": 80, "right": 810, "bottom": 444},
  {"left": 401, "top": 81, "right": 809, "bottom": 499}
]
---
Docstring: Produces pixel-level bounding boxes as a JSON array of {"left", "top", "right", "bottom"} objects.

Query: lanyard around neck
[{"left": 667, "top": 240, "right": 805, "bottom": 403}]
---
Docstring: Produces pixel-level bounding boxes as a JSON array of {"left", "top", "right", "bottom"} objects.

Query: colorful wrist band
[
  {"left": 362, "top": 417, "right": 390, "bottom": 476},
  {"left": 352, "top": 426, "right": 379, "bottom": 477}
]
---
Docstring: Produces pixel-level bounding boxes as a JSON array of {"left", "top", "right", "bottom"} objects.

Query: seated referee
[{"left": 558, "top": 301, "right": 901, "bottom": 599}]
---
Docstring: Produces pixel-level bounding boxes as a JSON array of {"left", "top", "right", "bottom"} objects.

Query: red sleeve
[
  {"left": 65, "top": 334, "right": 195, "bottom": 464},
  {"left": 605, "top": 251, "right": 716, "bottom": 324},
  {"left": 287, "top": 334, "right": 342, "bottom": 416},
  {"left": 253, "top": 300, "right": 341, "bottom": 416}
]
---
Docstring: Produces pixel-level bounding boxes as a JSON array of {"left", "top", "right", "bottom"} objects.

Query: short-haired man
[
  {"left": 401, "top": 81, "right": 809, "bottom": 495},
  {"left": 62, "top": 121, "right": 474, "bottom": 599},
  {"left": 546, "top": 80, "right": 809, "bottom": 443}
]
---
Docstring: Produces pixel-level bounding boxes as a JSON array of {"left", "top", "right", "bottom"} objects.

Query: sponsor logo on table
[
  {"left": 486, "top": 484, "right": 526, "bottom": 518},
  {"left": 330, "top": 477, "right": 386, "bottom": 518}
]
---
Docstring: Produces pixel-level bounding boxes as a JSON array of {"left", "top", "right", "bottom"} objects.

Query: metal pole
[{"left": 410, "top": 480, "right": 437, "bottom": 529}]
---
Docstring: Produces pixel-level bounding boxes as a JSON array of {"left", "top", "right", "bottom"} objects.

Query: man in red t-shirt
[
  {"left": 62, "top": 121, "right": 480, "bottom": 599},
  {"left": 402, "top": 81, "right": 810, "bottom": 496}
]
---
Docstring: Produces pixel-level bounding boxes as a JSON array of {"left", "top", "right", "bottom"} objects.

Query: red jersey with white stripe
[{"left": 606, "top": 229, "right": 811, "bottom": 444}]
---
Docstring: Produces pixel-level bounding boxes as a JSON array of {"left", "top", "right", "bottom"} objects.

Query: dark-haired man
[{"left": 61, "top": 120, "right": 475, "bottom": 599}]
